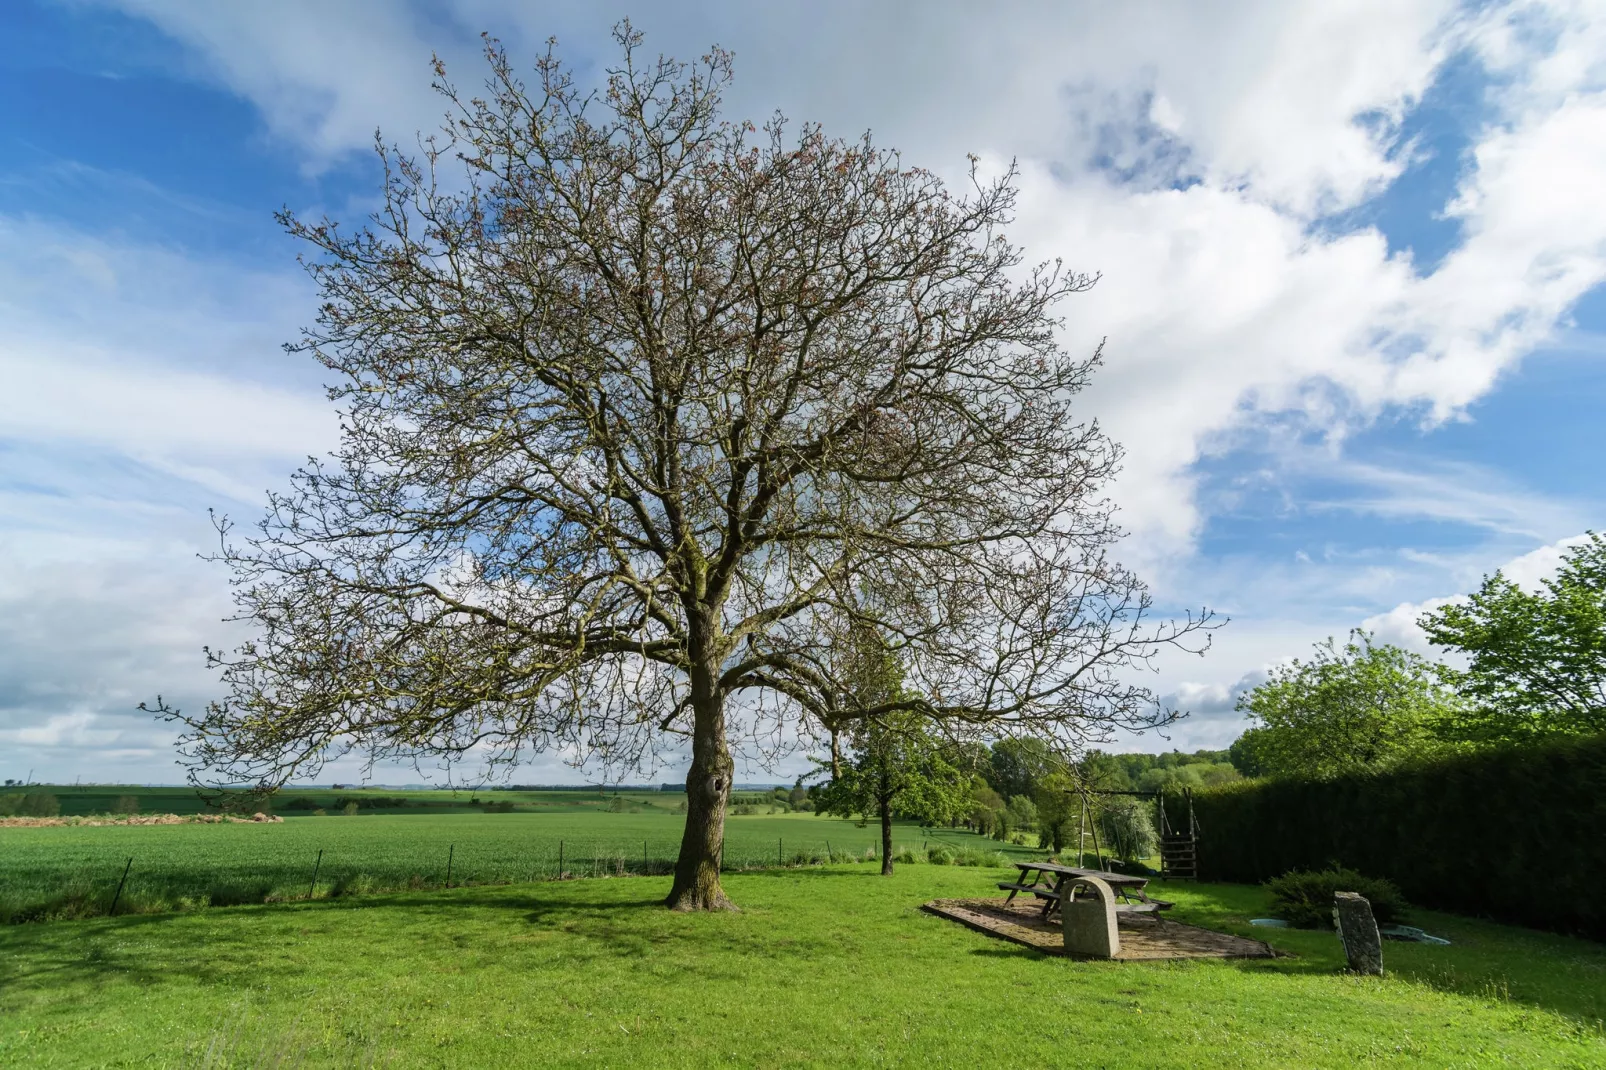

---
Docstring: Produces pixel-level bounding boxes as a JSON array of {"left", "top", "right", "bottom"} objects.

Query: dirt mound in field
[{"left": 0, "top": 812, "right": 283, "bottom": 827}]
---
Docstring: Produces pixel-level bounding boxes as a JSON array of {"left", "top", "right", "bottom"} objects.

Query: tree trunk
[
  {"left": 879, "top": 795, "right": 894, "bottom": 876},
  {"left": 665, "top": 670, "right": 736, "bottom": 911}
]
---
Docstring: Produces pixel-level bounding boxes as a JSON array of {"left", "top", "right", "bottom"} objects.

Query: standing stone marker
[
  {"left": 1333, "top": 891, "right": 1384, "bottom": 975},
  {"left": 1061, "top": 875, "right": 1120, "bottom": 959}
]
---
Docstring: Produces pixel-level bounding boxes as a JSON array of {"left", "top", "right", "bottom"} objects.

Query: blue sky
[{"left": 2, "top": 0, "right": 1603, "bottom": 785}]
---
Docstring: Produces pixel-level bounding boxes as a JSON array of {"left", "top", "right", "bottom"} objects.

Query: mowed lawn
[
  {"left": 2, "top": 866, "right": 1602, "bottom": 1069},
  {"left": 0, "top": 811, "right": 1032, "bottom": 921}
]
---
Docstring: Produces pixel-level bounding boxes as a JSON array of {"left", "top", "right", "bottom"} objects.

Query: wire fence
[{"left": 1, "top": 836, "right": 953, "bottom": 924}]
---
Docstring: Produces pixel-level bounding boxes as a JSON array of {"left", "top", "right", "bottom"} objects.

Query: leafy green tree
[
  {"left": 987, "top": 738, "right": 1057, "bottom": 799},
  {"left": 1227, "top": 727, "right": 1276, "bottom": 777},
  {"left": 1097, "top": 796, "right": 1156, "bottom": 863},
  {"left": 1074, "top": 750, "right": 1133, "bottom": 791},
  {"left": 1033, "top": 771, "right": 1080, "bottom": 852},
  {"left": 1233, "top": 631, "right": 1460, "bottom": 778},
  {"left": 1134, "top": 761, "right": 1239, "bottom": 793},
  {"left": 1420, "top": 532, "right": 1606, "bottom": 742},
  {"left": 967, "top": 781, "right": 1006, "bottom": 837},
  {"left": 813, "top": 625, "right": 970, "bottom": 872},
  {"left": 814, "top": 716, "right": 971, "bottom": 874},
  {"left": 1004, "top": 794, "right": 1038, "bottom": 835}
]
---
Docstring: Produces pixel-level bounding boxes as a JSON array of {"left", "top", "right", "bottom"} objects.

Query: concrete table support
[{"left": 1060, "top": 875, "right": 1120, "bottom": 959}]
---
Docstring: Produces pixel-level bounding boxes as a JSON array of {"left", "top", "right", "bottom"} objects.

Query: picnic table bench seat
[
  {"left": 999, "top": 881, "right": 1172, "bottom": 912},
  {"left": 1112, "top": 900, "right": 1168, "bottom": 915},
  {"left": 1000, "top": 862, "right": 1176, "bottom": 924}
]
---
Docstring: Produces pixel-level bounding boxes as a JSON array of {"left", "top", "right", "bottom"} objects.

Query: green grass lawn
[
  {"left": 1, "top": 866, "right": 1601, "bottom": 1068},
  {"left": 0, "top": 810, "right": 1037, "bottom": 922}
]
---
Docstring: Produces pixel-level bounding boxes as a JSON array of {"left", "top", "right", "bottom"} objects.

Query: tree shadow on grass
[
  {"left": 1154, "top": 884, "right": 1606, "bottom": 1029},
  {"left": 0, "top": 885, "right": 706, "bottom": 998},
  {"left": 721, "top": 865, "right": 887, "bottom": 880},
  {"left": 1, "top": 908, "right": 299, "bottom": 994},
  {"left": 968, "top": 945, "right": 1043, "bottom": 960}
]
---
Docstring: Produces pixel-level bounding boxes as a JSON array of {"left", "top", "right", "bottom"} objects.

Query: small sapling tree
[
  {"left": 811, "top": 625, "right": 970, "bottom": 873},
  {"left": 814, "top": 718, "right": 971, "bottom": 875}
]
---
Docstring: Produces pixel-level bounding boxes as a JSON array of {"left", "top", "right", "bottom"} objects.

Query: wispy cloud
[{"left": 1310, "top": 456, "right": 1590, "bottom": 538}]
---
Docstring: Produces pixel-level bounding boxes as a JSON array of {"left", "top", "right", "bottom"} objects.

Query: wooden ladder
[
  {"left": 1157, "top": 789, "right": 1199, "bottom": 881},
  {"left": 1159, "top": 834, "right": 1198, "bottom": 880}
]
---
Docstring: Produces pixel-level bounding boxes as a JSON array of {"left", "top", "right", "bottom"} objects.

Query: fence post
[
  {"left": 558, "top": 839, "right": 564, "bottom": 879},
  {"left": 778, "top": 837, "right": 783, "bottom": 867},
  {"left": 446, "top": 843, "right": 454, "bottom": 887},
  {"left": 109, "top": 857, "right": 133, "bottom": 916},
  {"left": 307, "top": 848, "right": 323, "bottom": 899}
]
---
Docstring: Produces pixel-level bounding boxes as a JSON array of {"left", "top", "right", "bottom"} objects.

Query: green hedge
[{"left": 1166, "top": 733, "right": 1606, "bottom": 939}]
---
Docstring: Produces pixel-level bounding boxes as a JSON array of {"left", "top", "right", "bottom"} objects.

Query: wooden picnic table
[{"left": 998, "top": 861, "right": 1174, "bottom": 921}]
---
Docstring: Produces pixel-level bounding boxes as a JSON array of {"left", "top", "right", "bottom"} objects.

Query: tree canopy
[
  {"left": 1231, "top": 631, "right": 1459, "bottom": 779},
  {"left": 155, "top": 27, "right": 1211, "bottom": 910},
  {"left": 813, "top": 715, "right": 971, "bottom": 874},
  {"left": 1420, "top": 532, "right": 1606, "bottom": 743}
]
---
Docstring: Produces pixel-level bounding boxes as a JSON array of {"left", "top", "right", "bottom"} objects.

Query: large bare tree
[{"left": 162, "top": 28, "right": 1214, "bottom": 910}]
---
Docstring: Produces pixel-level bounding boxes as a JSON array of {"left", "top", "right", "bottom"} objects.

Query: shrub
[
  {"left": 283, "top": 798, "right": 321, "bottom": 810},
  {"left": 342, "top": 801, "right": 360, "bottom": 816},
  {"left": 925, "top": 845, "right": 955, "bottom": 865},
  {"left": 20, "top": 793, "right": 59, "bottom": 818},
  {"left": 331, "top": 873, "right": 379, "bottom": 897},
  {"left": 0, "top": 794, "right": 24, "bottom": 816},
  {"left": 333, "top": 795, "right": 408, "bottom": 809},
  {"left": 1054, "top": 851, "right": 1105, "bottom": 869},
  {"left": 1266, "top": 867, "right": 1408, "bottom": 929},
  {"left": 205, "top": 881, "right": 276, "bottom": 908},
  {"left": 482, "top": 800, "right": 515, "bottom": 813},
  {"left": 112, "top": 796, "right": 140, "bottom": 815},
  {"left": 1105, "top": 857, "right": 1157, "bottom": 877},
  {"left": 892, "top": 844, "right": 925, "bottom": 864}
]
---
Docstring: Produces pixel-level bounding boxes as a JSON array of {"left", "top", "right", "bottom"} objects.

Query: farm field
[
  {"left": 0, "top": 808, "right": 1039, "bottom": 922},
  {"left": 10, "top": 784, "right": 700, "bottom": 817},
  {"left": 2, "top": 866, "right": 1602, "bottom": 1068}
]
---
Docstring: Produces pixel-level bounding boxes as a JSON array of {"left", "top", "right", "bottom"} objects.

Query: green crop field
[
  {"left": 2, "top": 866, "right": 1602, "bottom": 1068},
  {"left": 9, "top": 783, "right": 698, "bottom": 817},
  {"left": 0, "top": 806, "right": 1041, "bottom": 923}
]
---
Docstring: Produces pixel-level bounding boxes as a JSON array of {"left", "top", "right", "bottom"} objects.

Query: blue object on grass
[{"left": 1380, "top": 924, "right": 1450, "bottom": 945}]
